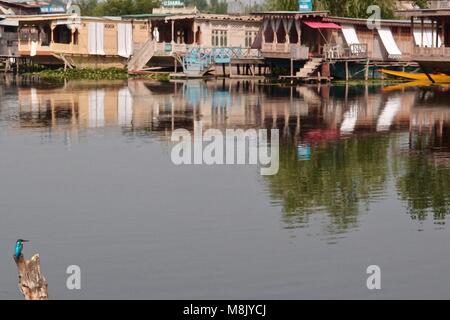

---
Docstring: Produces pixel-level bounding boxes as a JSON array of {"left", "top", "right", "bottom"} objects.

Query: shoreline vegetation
[
  {"left": 24, "top": 67, "right": 409, "bottom": 84},
  {"left": 26, "top": 68, "right": 171, "bottom": 81}
]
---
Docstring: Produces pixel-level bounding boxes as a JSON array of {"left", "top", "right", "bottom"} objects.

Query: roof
[
  {"left": 326, "top": 16, "right": 432, "bottom": 27},
  {"left": 195, "top": 14, "right": 261, "bottom": 22},
  {"left": 14, "top": 14, "right": 149, "bottom": 23},
  {"left": 123, "top": 12, "right": 261, "bottom": 22},
  {"left": 122, "top": 13, "right": 171, "bottom": 18},
  {"left": 396, "top": 8, "right": 450, "bottom": 17},
  {"left": 251, "top": 10, "right": 328, "bottom": 18}
]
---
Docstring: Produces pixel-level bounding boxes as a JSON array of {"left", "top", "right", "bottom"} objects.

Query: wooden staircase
[
  {"left": 296, "top": 58, "right": 323, "bottom": 78},
  {"left": 127, "top": 39, "right": 155, "bottom": 72}
]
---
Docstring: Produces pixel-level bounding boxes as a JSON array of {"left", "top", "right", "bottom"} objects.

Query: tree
[
  {"left": 74, "top": 0, "right": 99, "bottom": 16},
  {"left": 93, "top": 0, "right": 136, "bottom": 16},
  {"left": 74, "top": 0, "right": 159, "bottom": 16},
  {"left": 313, "top": 0, "right": 397, "bottom": 19},
  {"left": 413, "top": 0, "right": 429, "bottom": 8},
  {"left": 265, "top": 0, "right": 398, "bottom": 19},
  {"left": 208, "top": 0, "right": 228, "bottom": 14},
  {"left": 265, "top": 0, "right": 297, "bottom": 11},
  {"left": 134, "top": 0, "right": 160, "bottom": 13},
  {"left": 185, "top": 0, "right": 208, "bottom": 11}
]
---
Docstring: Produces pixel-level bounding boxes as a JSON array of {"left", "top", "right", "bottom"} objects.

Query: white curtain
[
  {"left": 117, "top": 23, "right": 133, "bottom": 58},
  {"left": 270, "top": 18, "right": 281, "bottom": 42},
  {"left": 117, "top": 87, "right": 133, "bottom": 126},
  {"left": 282, "top": 18, "right": 293, "bottom": 42},
  {"left": 88, "top": 89, "right": 105, "bottom": 128},
  {"left": 88, "top": 22, "right": 105, "bottom": 55},
  {"left": 96, "top": 22, "right": 105, "bottom": 55},
  {"left": 88, "top": 22, "right": 97, "bottom": 54},
  {"left": 30, "top": 41, "right": 38, "bottom": 57},
  {"left": 413, "top": 29, "right": 442, "bottom": 47},
  {"left": 153, "top": 27, "right": 160, "bottom": 42}
]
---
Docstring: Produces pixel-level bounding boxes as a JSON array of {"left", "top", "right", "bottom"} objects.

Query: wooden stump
[{"left": 14, "top": 254, "right": 48, "bottom": 300}]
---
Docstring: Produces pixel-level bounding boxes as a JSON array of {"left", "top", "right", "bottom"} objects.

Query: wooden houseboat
[
  {"left": 124, "top": 6, "right": 262, "bottom": 75},
  {"left": 16, "top": 14, "right": 152, "bottom": 69},
  {"left": 397, "top": 4, "right": 450, "bottom": 77},
  {"left": 251, "top": 11, "right": 431, "bottom": 80}
]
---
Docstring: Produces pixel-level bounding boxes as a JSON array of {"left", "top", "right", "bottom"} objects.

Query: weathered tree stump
[{"left": 14, "top": 254, "right": 48, "bottom": 300}]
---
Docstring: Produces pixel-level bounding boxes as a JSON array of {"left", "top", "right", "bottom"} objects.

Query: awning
[
  {"left": 0, "top": 19, "right": 18, "bottom": 27},
  {"left": 377, "top": 27, "right": 402, "bottom": 58},
  {"left": 341, "top": 25, "right": 360, "bottom": 45},
  {"left": 303, "top": 21, "right": 341, "bottom": 29}
]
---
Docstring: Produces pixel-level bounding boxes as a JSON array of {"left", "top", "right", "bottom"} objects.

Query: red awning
[{"left": 303, "top": 21, "right": 341, "bottom": 29}]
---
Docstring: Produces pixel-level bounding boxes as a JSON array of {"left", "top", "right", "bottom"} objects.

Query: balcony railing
[
  {"left": 154, "top": 42, "right": 188, "bottom": 55},
  {"left": 413, "top": 46, "right": 450, "bottom": 58},
  {"left": 323, "top": 43, "right": 368, "bottom": 60}
]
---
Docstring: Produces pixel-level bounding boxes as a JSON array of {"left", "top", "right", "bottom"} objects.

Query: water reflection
[{"left": 2, "top": 77, "right": 450, "bottom": 237}]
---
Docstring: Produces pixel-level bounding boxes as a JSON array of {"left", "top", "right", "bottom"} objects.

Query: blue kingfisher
[{"left": 14, "top": 239, "right": 29, "bottom": 260}]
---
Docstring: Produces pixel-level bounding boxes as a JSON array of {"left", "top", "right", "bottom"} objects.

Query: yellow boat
[
  {"left": 380, "top": 69, "right": 450, "bottom": 83},
  {"left": 382, "top": 80, "right": 432, "bottom": 92}
]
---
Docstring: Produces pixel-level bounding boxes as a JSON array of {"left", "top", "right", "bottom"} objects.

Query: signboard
[
  {"left": 298, "top": 0, "right": 313, "bottom": 11},
  {"left": 162, "top": 0, "right": 184, "bottom": 6},
  {"left": 40, "top": 6, "right": 66, "bottom": 13}
]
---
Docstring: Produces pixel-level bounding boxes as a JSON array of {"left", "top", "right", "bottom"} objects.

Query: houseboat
[
  {"left": 396, "top": 4, "right": 450, "bottom": 77},
  {"left": 251, "top": 10, "right": 433, "bottom": 80},
  {"left": 124, "top": 6, "right": 262, "bottom": 76},
  {"left": 16, "top": 14, "right": 152, "bottom": 69}
]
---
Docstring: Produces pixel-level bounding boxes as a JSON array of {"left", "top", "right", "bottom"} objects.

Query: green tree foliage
[
  {"left": 208, "top": 0, "right": 228, "bottom": 14},
  {"left": 413, "top": 0, "right": 429, "bottom": 8},
  {"left": 265, "top": 0, "right": 297, "bottom": 11},
  {"left": 313, "top": 0, "right": 397, "bottom": 18},
  {"left": 74, "top": 0, "right": 160, "bottom": 16},
  {"left": 74, "top": 0, "right": 99, "bottom": 16},
  {"left": 265, "top": 0, "right": 400, "bottom": 18},
  {"left": 184, "top": 0, "right": 208, "bottom": 11}
]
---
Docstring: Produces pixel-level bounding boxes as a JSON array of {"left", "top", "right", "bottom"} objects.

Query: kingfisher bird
[{"left": 14, "top": 239, "right": 29, "bottom": 260}]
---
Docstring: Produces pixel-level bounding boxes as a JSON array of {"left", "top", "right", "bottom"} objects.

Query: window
[
  {"left": 212, "top": 30, "right": 227, "bottom": 47},
  {"left": 245, "top": 31, "right": 257, "bottom": 48}
]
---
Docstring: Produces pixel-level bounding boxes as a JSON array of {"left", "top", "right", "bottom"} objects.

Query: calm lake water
[{"left": 1, "top": 77, "right": 450, "bottom": 299}]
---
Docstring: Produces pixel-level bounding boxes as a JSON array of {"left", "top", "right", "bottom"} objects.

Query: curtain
[{"left": 117, "top": 23, "right": 133, "bottom": 58}]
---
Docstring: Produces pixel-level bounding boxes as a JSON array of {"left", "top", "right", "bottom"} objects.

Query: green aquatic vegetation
[
  {"left": 29, "top": 68, "right": 129, "bottom": 80},
  {"left": 28, "top": 68, "right": 171, "bottom": 82}
]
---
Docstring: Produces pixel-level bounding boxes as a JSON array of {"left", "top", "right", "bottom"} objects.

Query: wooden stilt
[
  {"left": 290, "top": 59, "right": 293, "bottom": 77},
  {"left": 365, "top": 59, "right": 369, "bottom": 81},
  {"left": 345, "top": 60, "right": 349, "bottom": 81}
]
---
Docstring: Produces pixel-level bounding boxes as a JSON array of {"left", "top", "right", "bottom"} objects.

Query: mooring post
[
  {"left": 345, "top": 60, "right": 349, "bottom": 81},
  {"left": 14, "top": 254, "right": 48, "bottom": 300}
]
